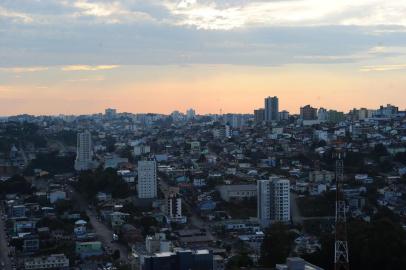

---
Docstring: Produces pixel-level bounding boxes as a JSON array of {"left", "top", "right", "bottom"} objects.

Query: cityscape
[
  {"left": 1, "top": 98, "right": 406, "bottom": 270},
  {"left": 2, "top": 1, "right": 406, "bottom": 270}
]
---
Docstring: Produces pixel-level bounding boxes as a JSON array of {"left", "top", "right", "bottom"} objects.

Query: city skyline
[{"left": 1, "top": 1, "right": 406, "bottom": 115}]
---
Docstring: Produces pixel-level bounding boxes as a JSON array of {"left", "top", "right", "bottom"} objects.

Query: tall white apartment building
[
  {"left": 166, "top": 193, "right": 182, "bottom": 220},
  {"left": 137, "top": 160, "right": 157, "bottom": 199},
  {"left": 74, "top": 131, "right": 93, "bottom": 171},
  {"left": 257, "top": 177, "right": 290, "bottom": 227}
]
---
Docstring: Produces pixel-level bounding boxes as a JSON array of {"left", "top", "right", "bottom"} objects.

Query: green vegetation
[
  {"left": 296, "top": 191, "right": 335, "bottom": 217},
  {"left": 304, "top": 212, "right": 406, "bottom": 270},
  {"left": 0, "top": 175, "right": 34, "bottom": 197},
  {"left": 75, "top": 168, "right": 132, "bottom": 200},
  {"left": 260, "top": 223, "right": 296, "bottom": 267},
  {"left": 25, "top": 151, "right": 75, "bottom": 175}
]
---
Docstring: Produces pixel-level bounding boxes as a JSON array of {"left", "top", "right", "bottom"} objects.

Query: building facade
[
  {"left": 74, "top": 131, "right": 93, "bottom": 171},
  {"left": 257, "top": 177, "right": 290, "bottom": 227},
  {"left": 138, "top": 160, "right": 158, "bottom": 199},
  {"left": 265, "top": 96, "right": 279, "bottom": 122}
]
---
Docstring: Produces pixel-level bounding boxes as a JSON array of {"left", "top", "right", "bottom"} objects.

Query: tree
[
  {"left": 112, "top": 249, "right": 121, "bottom": 261},
  {"left": 304, "top": 215, "right": 406, "bottom": 270},
  {"left": 75, "top": 168, "right": 131, "bottom": 199},
  {"left": 226, "top": 252, "right": 253, "bottom": 270},
  {"left": 260, "top": 223, "right": 295, "bottom": 267}
]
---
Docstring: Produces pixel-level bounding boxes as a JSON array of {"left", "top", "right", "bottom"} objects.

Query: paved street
[
  {"left": 67, "top": 186, "right": 130, "bottom": 264},
  {"left": 0, "top": 206, "right": 12, "bottom": 270}
]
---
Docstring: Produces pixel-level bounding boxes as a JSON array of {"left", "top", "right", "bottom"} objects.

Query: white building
[
  {"left": 216, "top": 184, "right": 257, "bottom": 202},
  {"left": 186, "top": 108, "right": 196, "bottom": 120},
  {"left": 166, "top": 193, "right": 186, "bottom": 223},
  {"left": 24, "top": 254, "right": 69, "bottom": 269},
  {"left": 134, "top": 145, "right": 151, "bottom": 156},
  {"left": 74, "top": 131, "right": 93, "bottom": 171},
  {"left": 137, "top": 160, "right": 157, "bottom": 199},
  {"left": 257, "top": 177, "right": 290, "bottom": 227},
  {"left": 145, "top": 233, "right": 171, "bottom": 254}
]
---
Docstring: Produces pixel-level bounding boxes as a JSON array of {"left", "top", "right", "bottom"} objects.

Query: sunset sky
[{"left": 1, "top": 0, "right": 406, "bottom": 115}]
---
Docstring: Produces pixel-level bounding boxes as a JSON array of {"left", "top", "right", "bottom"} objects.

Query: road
[
  {"left": 0, "top": 205, "right": 12, "bottom": 270},
  {"left": 67, "top": 186, "right": 130, "bottom": 264}
]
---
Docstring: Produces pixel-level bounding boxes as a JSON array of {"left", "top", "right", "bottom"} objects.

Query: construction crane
[{"left": 334, "top": 147, "right": 350, "bottom": 270}]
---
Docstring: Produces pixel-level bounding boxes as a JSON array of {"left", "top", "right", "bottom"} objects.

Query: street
[{"left": 67, "top": 186, "right": 130, "bottom": 264}]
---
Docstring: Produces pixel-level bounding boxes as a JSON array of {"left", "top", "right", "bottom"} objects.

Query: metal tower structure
[{"left": 334, "top": 148, "right": 350, "bottom": 270}]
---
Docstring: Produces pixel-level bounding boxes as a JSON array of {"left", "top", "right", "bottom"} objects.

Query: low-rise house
[
  {"left": 216, "top": 184, "right": 257, "bottom": 202},
  {"left": 24, "top": 254, "right": 69, "bottom": 270},
  {"left": 75, "top": 241, "right": 103, "bottom": 258}
]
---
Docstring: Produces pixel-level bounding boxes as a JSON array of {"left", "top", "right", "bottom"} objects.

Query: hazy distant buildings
[
  {"left": 186, "top": 108, "right": 196, "bottom": 120},
  {"left": 376, "top": 104, "right": 399, "bottom": 117},
  {"left": 74, "top": 131, "right": 94, "bottom": 171},
  {"left": 265, "top": 96, "right": 279, "bottom": 122},
  {"left": 300, "top": 105, "right": 318, "bottom": 121},
  {"left": 105, "top": 108, "right": 117, "bottom": 119},
  {"left": 254, "top": 109, "right": 265, "bottom": 124},
  {"left": 279, "top": 110, "right": 290, "bottom": 121},
  {"left": 257, "top": 177, "right": 290, "bottom": 227},
  {"left": 138, "top": 160, "right": 157, "bottom": 199}
]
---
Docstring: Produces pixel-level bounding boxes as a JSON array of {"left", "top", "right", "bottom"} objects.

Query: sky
[{"left": 1, "top": 0, "right": 406, "bottom": 115}]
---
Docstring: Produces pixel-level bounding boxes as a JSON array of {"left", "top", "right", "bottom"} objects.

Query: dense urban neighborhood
[{"left": 1, "top": 98, "right": 406, "bottom": 270}]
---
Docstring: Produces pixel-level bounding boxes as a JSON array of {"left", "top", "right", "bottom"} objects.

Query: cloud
[
  {"left": 0, "top": 6, "right": 33, "bottom": 23},
  {"left": 62, "top": 65, "right": 119, "bottom": 71},
  {"left": 0, "top": 67, "right": 48, "bottom": 73},
  {"left": 163, "top": 0, "right": 406, "bottom": 30},
  {"left": 360, "top": 64, "right": 406, "bottom": 72},
  {"left": 66, "top": 76, "right": 105, "bottom": 82},
  {"left": 69, "top": 0, "right": 155, "bottom": 23}
]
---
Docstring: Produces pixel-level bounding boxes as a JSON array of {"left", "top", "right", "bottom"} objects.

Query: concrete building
[
  {"left": 186, "top": 108, "right": 196, "bottom": 120},
  {"left": 257, "top": 177, "right": 290, "bottom": 227},
  {"left": 216, "top": 184, "right": 257, "bottom": 202},
  {"left": 24, "top": 254, "right": 69, "bottom": 270},
  {"left": 145, "top": 233, "right": 171, "bottom": 254},
  {"left": 141, "top": 249, "right": 213, "bottom": 270},
  {"left": 74, "top": 131, "right": 93, "bottom": 171},
  {"left": 276, "top": 257, "right": 324, "bottom": 270},
  {"left": 265, "top": 96, "right": 279, "bottom": 122},
  {"left": 279, "top": 110, "right": 290, "bottom": 121},
  {"left": 300, "top": 105, "right": 318, "bottom": 121},
  {"left": 254, "top": 109, "right": 265, "bottom": 124},
  {"left": 309, "top": 170, "right": 334, "bottom": 184},
  {"left": 166, "top": 193, "right": 183, "bottom": 221},
  {"left": 75, "top": 241, "right": 103, "bottom": 258},
  {"left": 105, "top": 108, "right": 117, "bottom": 119},
  {"left": 138, "top": 160, "right": 157, "bottom": 199},
  {"left": 134, "top": 145, "right": 151, "bottom": 156}
]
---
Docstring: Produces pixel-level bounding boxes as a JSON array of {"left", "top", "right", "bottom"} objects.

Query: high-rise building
[
  {"left": 300, "top": 105, "right": 318, "bottom": 120},
  {"left": 257, "top": 177, "right": 290, "bottom": 227},
  {"left": 166, "top": 193, "right": 182, "bottom": 220},
  {"left": 265, "top": 96, "right": 279, "bottom": 122},
  {"left": 105, "top": 108, "right": 117, "bottom": 119},
  {"left": 74, "top": 131, "right": 93, "bottom": 171},
  {"left": 279, "top": 110, "right": 290, "bottom": 121},
  {"left": 138, "top": 160, "right": 157, "bottom": 199},
  {"left": 254, "top": 109, "right": 265, "bottom": 124},
  {"left": 186, "top": 108, "right": 196, "bottom": 120}
]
